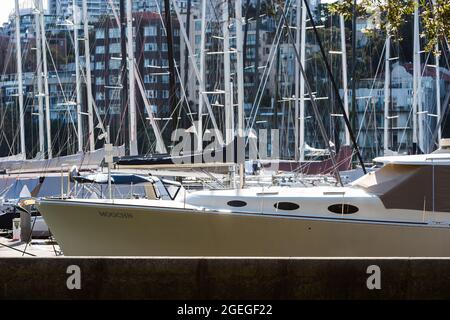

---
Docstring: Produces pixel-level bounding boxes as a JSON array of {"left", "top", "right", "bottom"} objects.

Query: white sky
[{"left": 0, "top": 0, "right": 48, "bottom": 25}]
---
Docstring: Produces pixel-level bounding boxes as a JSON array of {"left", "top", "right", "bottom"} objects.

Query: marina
[{"left": 0, "top": 0, "right": 449, "bottom": 302}]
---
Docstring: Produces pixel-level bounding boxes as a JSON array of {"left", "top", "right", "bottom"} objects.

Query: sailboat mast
[
  {"left": 435, "top": 47, "right": 441, "bottom": 146},
  {"left": 223, "top": 0, "right": 233, "bottom": 145},
  {"left": 339, "top": 1, "right": 350, "bottom": 146},
  {"left": 119, "top": 0, "right": 129, "bottom": 153},
  {"left": 126, "top": 0, "right": 138, "bottom": 155},
  {"left": 434, "top": 0, "right": 441, "bottom": 147},
  {"left": 34, "top": 0, "right": 45, "bottom": 155},
  {"left": 73, "top": 1, "right": 83, "bottom": 153},
  {"left": 384, "top": 33, "right": 390, "bottom": 154},
  {"left": 82, "top": 0, "right": 95, "bottom": 152},
  {"left": 299, "top": 0, "right": 306, "bottom": 161},
  {"left": 163, "top": 0, "right": 177, "bottom": 132},
  {"left": 39, "top": 0, "right": 52, "bottom": 159},
  {"left": 171, "top": 0, "right": 224, "bottom": 145},
  {"left": 294, "top": 0, "right": 300, "bottom": 161},
  {"left": 14, "top": 0, "right": 26, "bottom": 158},
  {"left": 412, "top": 1, "right": 420, "bottom": 153},
  {"left": 235, "top": 0, "right": 245, "bottom": 188},
  {"left": 351, "top": 0, "right": 357, "bottom": 149},
  {"left": 197, "top": 0, "right": 207, "bottom": 152},
  {"left": 302, "top": 0, "right": 366, "bottom": 173}
]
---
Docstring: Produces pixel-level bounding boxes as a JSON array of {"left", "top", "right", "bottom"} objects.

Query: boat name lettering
[{"left": 98, "top": 211, "right": 134, "bottom": 219}]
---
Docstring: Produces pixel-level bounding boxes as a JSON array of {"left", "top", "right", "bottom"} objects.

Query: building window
[
  {"left": 161, "top": 90, "right": 169, "bottom": 99},
  {"left": 96, "top": 92, "right": 105, "bottom": 100},
  {"left": 109, "top": 28, "right": 120, "bottom": 38},
  {"left": 95, "top": 29, "right": 105, "bottom": 39},
  {"left": 109, "top": 43, "right": 121, "bottom": 54},
  {"left": 95, "top": 46, "right": 105, "bottom": 54},
  {"left": 146, "top": 90, "right": 157, "bottom": 98},
  {"left": 144, "top": 75, "right": 157, "bottom": 84},
  {"left": 144, "top": 43, "right": 158, "bottom": 51},
  {"left": 95, "top": 77, "right": 105, "bottom": 85},
  {"left": 95, "top": 61, "right": 105, "bottom": 70},
  {"left": 247, "top": 34, "right": 256, "bottom": 45},
  {"left": 109, "top": 89, "right": 119, "bottom": 99},
  {"left": 109, "top": 59, "right": 121, "bottom": 69},
  {"left": 246, "top": 48, "right": 256, "bottom": 59},
  {"left": 144, "top": 26, "right": 157, "bottom": 36}
]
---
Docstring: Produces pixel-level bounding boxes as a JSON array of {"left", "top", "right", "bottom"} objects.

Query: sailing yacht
[{"left": 37, "top": 139, "right": 450, "bottom": 257}]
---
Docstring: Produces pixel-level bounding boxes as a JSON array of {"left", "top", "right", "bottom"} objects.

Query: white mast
[
  {"left": 14, "top": 0, "right": 26, "bottom": 158},
  {"left": 34, "top": 0, "right": 45, "bottom": 155},
  {"left": 73, "top": 1, "right": 83, "bottom": 153},
  {"left": 171, "top": 0, "right": 224, "bottom": 145},
  {"left": 126, "top": 0, "right": 138, "bottom": 155},
  {"left": 339, "top": 2, "right": 350, "bottom": 146},
  {"left": 82, "top": 0, "right": 95, "bottom": 152},
  {"left": 197, "top": 0, "right": 207, "bottom": 152},
  {"left": 223, "top": 0, "right": 233, "bottom": 145},
  {"left": 299, "top": 0, "right": 306, "bottom": 161},
  {"left": 412, "top": 1, "right": 420, "bottom": 152},
  {"left": 235, "top": 0, "right": 245, "bottom": 188},
  {"left": 39, "top": 0, "right": 52, "bottom": 159},
  {"left": 435, "top": 48, "right": 441, "bottom": 146},
  {"left": 384, "top": 33, "right": 390, "bottom": 154},
  {"left": 433, "top": 1, "right": 441, "bottom": 147},
  {"left": 294, "top": 0, "right": 301, "bottom": 161}
]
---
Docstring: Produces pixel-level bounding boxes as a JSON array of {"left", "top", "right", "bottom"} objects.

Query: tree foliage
[{"left": 329, "top": 0, "right": 450, "bottom": 53}]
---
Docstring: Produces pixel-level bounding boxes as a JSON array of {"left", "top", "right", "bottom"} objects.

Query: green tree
[{"left": 329, "top": 0, "right": 450, "bottom": 53}]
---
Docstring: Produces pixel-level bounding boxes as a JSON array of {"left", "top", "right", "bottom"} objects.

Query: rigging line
[
  {"left": 245, "top": 2, "right": 287, "bottom": 138},
  {"left": 109, "top": 0, "right": 182, "bottom": 148},
  {"left": 153, "top": 0, "right": 194, "bottom": 116},
  {"left": 0, "top": 104, "right": 14, "bottom": 155},
  {"left": 302, "top": 0, "right": 365, "bottom": 173},
  {"left": 171, "top": 0, "right": 225, "bottom": 145},
  {"left": 246, "top": 14, "right": 284, "bottom": 125},
  {"left": 0, "top": 241, "right": 36, "bottom": 257},
  {"left": 133, "top": 67, "right": 162, "bottom": 153},
  {"left": 396, "top": 105, "right": 413, "bottom": 153},
  {"left": 279, "top": 3, "right": 343, "bottom": 186},
  {"left": 355, "top": 41, "right": 386, "bottom": 141},
  {"left": 43, "top": 37, "right": 80, "bottom": 142}
]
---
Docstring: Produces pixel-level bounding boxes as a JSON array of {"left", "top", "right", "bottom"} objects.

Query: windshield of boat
[{"left": 151, "top": 179, "right": 181, "bottom": 200}]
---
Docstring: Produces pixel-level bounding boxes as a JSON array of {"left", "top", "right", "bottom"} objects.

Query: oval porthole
[
  {"left": 274, "top": 202, "right": 299, "bottom": 211},
  {"left": 227, "top": 200, "right": 247, "bottom": 208},
  {"left": 328, "top": 204, "right": 359, "bottom": 214}
]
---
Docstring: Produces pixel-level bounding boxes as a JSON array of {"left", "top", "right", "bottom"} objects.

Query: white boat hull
[{"left": 38, "top": 199, "right": 450, "bottom": 257}]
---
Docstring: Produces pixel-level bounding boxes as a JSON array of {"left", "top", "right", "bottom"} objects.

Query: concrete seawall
[{"left": 1, "top": 257, "right": 450, "bottom": 299}]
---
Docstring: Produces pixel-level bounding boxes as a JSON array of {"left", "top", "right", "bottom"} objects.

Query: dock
[{"left": 0, "top": 236, "right": 61, "bottom": 257}]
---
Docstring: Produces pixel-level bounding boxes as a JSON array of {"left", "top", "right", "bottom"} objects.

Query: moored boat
[{"left": 37, "top": 141, "right": 450, "bottom": 257}]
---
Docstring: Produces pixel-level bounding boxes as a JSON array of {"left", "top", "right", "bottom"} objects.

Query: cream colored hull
[{"left": 38, "top": 200, "right": 450, "bottom": 257}]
